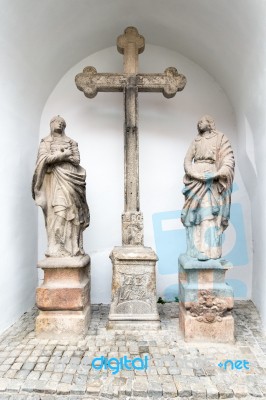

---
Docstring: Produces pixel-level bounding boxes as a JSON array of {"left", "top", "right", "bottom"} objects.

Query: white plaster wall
[
  {"left": 0, "top": 61, "right": 40, "bottom": 333},
  {"left": 39, "top": 45, "right": 253, "bottom": 304}
]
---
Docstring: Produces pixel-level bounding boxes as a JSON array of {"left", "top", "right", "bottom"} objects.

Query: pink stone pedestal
[
  {"left": 179, "top": 254, "right": 234, "bottom": 343},
  {"left": 36, "top": 255, "right": 91, "bottom": 338}
]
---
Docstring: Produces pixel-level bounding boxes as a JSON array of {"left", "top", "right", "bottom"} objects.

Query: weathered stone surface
[
  {"left": 36, "top": 281, "right": 90, "bottom": 311},
  {"left": 32, "top": 116, "right": 90, "bottom": 258},
  {"left": 75, "top": 27, "right": 186, "bottom": 327},
  {"left": 108, "top": 246, "right": 160, "bottom": 328},
  {"left": 33, "top": 117, "right": 91, "bottom": 338},
  {"left": 181, "top": 115, "right": 235, "bottom": 261},
  {"left": 35, "top": 256, "right": 91, "bottom": 338},
  {"left": 36, "top": 306, "right": 90, "bottom": 338},
  {"left": 122, "top": 212, "right": 144, "bottom": 246},
  {"left": 179, "top": 119, "right": 235, "bottom": 341},
  {"left": 178, "top": 255, "right": 234, "bottom": 343}
]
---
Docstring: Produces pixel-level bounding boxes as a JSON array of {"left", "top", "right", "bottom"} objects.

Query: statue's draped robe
[
  {"left": 181, "top": 131, "right": 235, "bottom": 259},
  {"left": 32, "top": 134, "right": 89, "bottom": 257}
]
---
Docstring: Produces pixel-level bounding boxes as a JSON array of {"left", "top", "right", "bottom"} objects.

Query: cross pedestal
[
  {"left": 108, "top": 246, "right": 160, "bottom": 329},
  {"left": 75, "top": 27, "right": 186, "bottom": 329}
]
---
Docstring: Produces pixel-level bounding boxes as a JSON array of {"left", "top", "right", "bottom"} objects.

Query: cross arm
[
  {"left": 75, "top": 66, "right": 186, "bottom": 99},
  {"left": 137, "top": 67, "right": 187, "bottom": 98},
  {"left": 75, "top": 66, "right": 126, "bottom": 98}
]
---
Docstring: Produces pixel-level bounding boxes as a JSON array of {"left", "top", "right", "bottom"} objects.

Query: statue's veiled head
[
  {"left": 197, "top": 115, "right": 216, "bottom": 134},
  {"left": 50, "top": 115, "right": 66, "bottom": 135}
]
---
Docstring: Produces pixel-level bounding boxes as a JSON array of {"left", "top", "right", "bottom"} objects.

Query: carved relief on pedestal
[
  {"left": 122, "top": 212, "right": 144, "bottom": 246},
  {"left": 118, "top": 272, "right": 151, "bottom": 304},
  {"left": 188, "top": 290, "right": 230, "bottom": 323},
  {"left": 113, "top": 265, "right": 154, "bottom": 314}
]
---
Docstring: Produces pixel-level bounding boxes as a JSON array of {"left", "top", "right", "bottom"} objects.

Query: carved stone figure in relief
[
  {"left": 181, "top": 115, "right": 235, "bottom": 260},
  {"left": 32, "top": 116, "right": 89, "bottom": 257}
]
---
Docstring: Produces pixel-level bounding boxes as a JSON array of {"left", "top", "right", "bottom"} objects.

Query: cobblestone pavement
[{"left": 0, "top": 301, "right": 265, "bottom": 399}]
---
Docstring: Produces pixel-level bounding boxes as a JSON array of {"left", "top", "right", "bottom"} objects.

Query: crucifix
[{"left": 75, "top": 27, "right": 186, "bottom": 328}]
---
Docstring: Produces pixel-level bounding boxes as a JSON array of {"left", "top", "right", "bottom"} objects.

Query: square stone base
[
  {"left": 36, "top": 255, "right": 91, "bottom": 338},
  {"left": 178, "top": 254, "right": 234, "bottom": 343},
  {"left": 36, "top": 305, "right": 91, "bottom": 338},
  {"left": 179, "top": 303, "right": 234, "bottom": 343},
  {"left": 108, "top": 246, "right": 160, "bottom": 329}
]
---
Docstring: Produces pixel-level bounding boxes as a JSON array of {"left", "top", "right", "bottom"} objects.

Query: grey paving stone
[
  {"left": 73, "top": 374, "right": 87, "bottom": 385},
  {"left": 9, "top": 395, "right": 28, "bottom": 400},
  {"left": 39, "top": 371, "right": 51, "bottom": 381},
  {"left": 3, "top": 358, "right": 16, "bottom": 365},
  {"left": 176, "top": 382, "right": 192, "bottom": 397},
  {"left": 168, "top": 367, "right": 181, "bottom": 375},
  {"left": 162, "top": 381, "right": 177, "bottom": 397},
  {"left": 100, "top": 381, "right": 113, "bottom": 398},
  {"left": 191, "top": 382, "right": 207, "bottom": 399},
  {"left": 206, "top": 386, "right": 219, "bottom": 399},
  {"left": 86, "top": 380, "right": 101, "bottom": 396},
  {"left": 26, "top": 371, "right": 41, "bottom": 380},
  {"left": 216, "top": 384, "right": 234, "bottom": 398},
  {"left": 61, "top": 373, "right": 74, "bottom": 384},
  {"left": 6, "top": 378, "right": 22, "bottom": 392},
  {"left": 15, "top": 370, "right": 31, "bottom": 379},
  {"left": 70, "top": 383, "right": 86, "bottom": 395},
  {"left": 33, "top": 363, "right": 46, "bottom": 372},
  {"left": 232, "top": 384, "right": 248, "bottom": 398},
  {"left": 3, "top": 370, "right": 17, "bottom": 379},
  {"left": 248, "top": 385, "right": 263, "bottom": 397},
  {"left": 124, "top": 378, "right": 133, "bottom": 396},
  {"left": 70, "top": 357, "right": 81, "bottom": 365},
  {"left": 0, "top": 367, "right": 9, "bottom": 373},
  {"left": 50, "top": 373, "right": 62, "bottom": 382},
  {"left": 64, "top": 365, "right": 77, "bottom": 374},
  {"left": 10, "top": 362, "right": 23, "bottom": 371},
  {"left": 0, "top": 379, "right": 7, "bottom": 392},
  {"left": 25, "top": 357, "right": 38, "bottom": 364},
  {"left": 147, "top": 381, "right": 162, "bottom": 398},
  {"left": 56, "top": 382, "right": 71, "bottom": 394},
  {"left": 156, "top": 366, "right": 168, "bottom": 375},
  {"left": 132, "top": 380, "right": 148, "bottom": 397},
  {"left": 44, "top": 381, "right": 58, "bottom": 394},
  {"left": 21, "top": 380, "right": 36, "bottom": 393},
  {"left": 44, "top": 364, "right": 54, "bottom": 372},
  {"left": 0, "top": 394, "right": 10, "bottom": 400}
]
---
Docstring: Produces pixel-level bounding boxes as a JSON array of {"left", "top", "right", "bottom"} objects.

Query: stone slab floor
[{"left": 0, "top": 301, "right": 265, "bottom": 399}]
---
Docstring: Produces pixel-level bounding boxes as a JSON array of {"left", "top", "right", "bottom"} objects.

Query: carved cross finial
[{"left": 117, "top": 26, "right": 145, "bottom": 74}]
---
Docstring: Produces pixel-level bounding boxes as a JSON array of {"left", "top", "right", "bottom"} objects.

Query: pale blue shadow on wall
[
  {"left": 163, "top": 284, "right": 179, "bottom": 301},
  {"left": 152, "top": 188, "right": 249, "bottom": 300}
]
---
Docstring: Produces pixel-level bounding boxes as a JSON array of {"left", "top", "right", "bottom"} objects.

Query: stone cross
[{"left": 75, "top": 27, "right": 186, "bottom": 246}]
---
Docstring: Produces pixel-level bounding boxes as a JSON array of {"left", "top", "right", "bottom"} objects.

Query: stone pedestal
[
  {"left": 178, "top": 254, "right": 234, "bottom": 343},
  {"left": 36, "top": 255, "right": 91, "bottom": 338},
  {"left": 108, "top": 246, "right": 160, "bottom": 329}
]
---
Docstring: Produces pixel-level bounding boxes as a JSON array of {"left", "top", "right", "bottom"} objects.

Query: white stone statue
[
  {"left": 181, "top": 115, "right": 235, "bottom": 260},
  {"left": 32, "top": 116, "right": 89, "bottom": 257}
]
